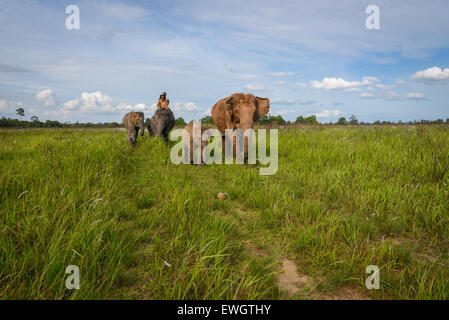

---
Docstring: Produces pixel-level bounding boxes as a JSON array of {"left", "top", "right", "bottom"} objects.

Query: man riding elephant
[{"left": 157, "top": 92, "right": 170, "bottom": 110}]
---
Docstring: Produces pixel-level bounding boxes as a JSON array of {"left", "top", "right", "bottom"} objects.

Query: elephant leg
[{"left": 135, "top": 127, "right": 139, "bottom": 141}]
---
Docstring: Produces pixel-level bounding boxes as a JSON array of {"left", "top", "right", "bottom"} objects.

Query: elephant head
[
  {"left": 122, "top": 111, "right": 145, "bottom": 144},
  {"left": 211, "top": 93, "right": 270, "bottom": 135},
  {"left": 148, "top": 108, "right": 175, "bottom": 141}
]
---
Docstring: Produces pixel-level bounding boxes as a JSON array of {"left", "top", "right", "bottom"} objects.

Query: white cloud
[
  {"left": 360, "top": 91, "right": 426, "bottom": 100},
  {"left": 0, "top": 99, "right": 7, "bottom": 111},
  {"left": 298, "top": 99, "right": 316, "bottom": 105},
  {"left": 310, "top": 77, "right": 372, "bottom": 90},
  {"left": 277, "top": 109, "right": 297, "bottom": 115},
  {"left": 343, "top": 87, "right": 361, "bottom": 92},
  {"left": 274, "top": 80, "right": 287, "bottom": 86},
  {"left": 271, "top": 98, "right": 296, "bottom": 105},
  {"left": 244, "top": 82, "right": 265, "bottom": 91},
  {"left": 314, "top": 109, "right": 343, "bottom": 118},
  {"left": 360, "top": 92, "right": 375, "bottom": 98},
  {"left": 404, "top": 92, "right": 426, "bottom": 100},
  {"left": 296, "top": 82, "right": 308, "bottom": 88},
  {"left": 412, "top": 66, "right": 449, "bottom": 83},
  {"left": 98, "top": 2, "right": 150, "bottom": 21},
  {"left": 172, "top": 102, "right": 200, "bottom": 112},
  {"left": 35, "top": 89, "right": 55, "bottom": 107},
  {"left": 363, "top": 76, "right": 380, "bottom": 82},
  {"left": 62, "top": 91, "right": 115, "bottom": 112},
  {"left": 267, "top": 72, "right": 294, "bottom": 77},
  {"left": 396, "top": 79, "right": 406, "bottom": 86},
  {"left": 117, "top": 103, "right": 156, "bottom": 112},
  {"left": 0, "top": 99, "right": 23, "bottom": 113},
  {"left": 184, "top": 102, "right": 200, "bottom": 111},
  {"left": 376, "top": 83, "right": 393, "bottom": 90}
]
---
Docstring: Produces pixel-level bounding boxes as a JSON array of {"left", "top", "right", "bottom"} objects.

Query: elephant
[
  {"left": 211, "top": 93, "right": 270, "bottom": 156},
  {"left": 183, "top": 121, "right": 209, "bottom": 164},
  {"left": 122, "top": 111, "right": 145, "bottom": 144},
  {"left": 148, "top": 108, "right": 175, "bottom": 141}
]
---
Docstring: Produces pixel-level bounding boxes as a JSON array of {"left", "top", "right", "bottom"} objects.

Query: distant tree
[
  {"left": 349, "top": 114, "right": 358, "bottom": 124},
  {"left": 295, "top": 115, "right": 318, "bottom": 124},
  {"left": 16, "top": 107, "right": 25, "bottom": 120},
  {"left": 268, "top": 115, "right": 286, "bottom": 125},
  {"left": 257, "top": 115, "right": 270, "bottom": 124},
  {"left": 337, "top": 117, "right": 347, "bottom": 125},
  {"left": 373, "top": 120, "right": 381, "bottom": 124},
  {"left": 31, "top": 115, "right": 39, "bottom": 122},
  {"left": 175, "top": 117, "right": 187, "bottom": 126},
  {"left": 446, "top": 118, "right": 449, "bottom": 124},
  {"left": 304, "top": 115, "right": 318, "bottom": 124},
  {"left": 295, "top": 115, "right": 305, "bottom": 124},
  {"left": 435, "top": 118, "right": 444, "bottom": 124},
  {"left": 200, "top": 115, "right": 214, "bottom": 124}
]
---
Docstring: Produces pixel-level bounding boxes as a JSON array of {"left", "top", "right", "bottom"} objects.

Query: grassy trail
[
  {"left": 117, "top": 137, "right": 282, "bottom": 299},
  {"left": 121, "top": 137, "right": 369, "bottom": 300},
  {"left": 1, "top": 126, "right": 449, "bottom": 299}
]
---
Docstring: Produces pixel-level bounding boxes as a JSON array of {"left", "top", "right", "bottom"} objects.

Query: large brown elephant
[
  {"left": 211, "top": 93, "right": 270, "bottom": 156},
  {"left": 211, "top": 93, "right": 270, "bottom": 134},
  {"left": 122, "top": 111, "right": 144, "bottom": 144}
]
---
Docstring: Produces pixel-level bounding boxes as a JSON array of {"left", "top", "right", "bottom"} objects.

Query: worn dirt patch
[{"left": 275, "top": 259, "right": 314, "bottom": 297}]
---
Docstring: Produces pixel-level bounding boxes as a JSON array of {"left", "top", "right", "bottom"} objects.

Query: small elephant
[
  {"left": 211, "top": 93, "right": 270, "bottom": 156},
  {"left": 148, "top": 108, "right": 175, "bottom": 141},
  {"left": 122, "top": 111, "right": 145, "bottom": 144},
  {"left": 183, "top": 121, "right": 209, "bottom": 164}
]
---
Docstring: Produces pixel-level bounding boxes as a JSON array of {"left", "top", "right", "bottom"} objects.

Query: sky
[{"left": 0, "top": 0, "right": 448, "bottom": 123}]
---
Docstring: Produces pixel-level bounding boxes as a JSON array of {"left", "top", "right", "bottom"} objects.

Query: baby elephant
[
  {"left": 122, "top": 111, "right": 145, "bottom": 144},
  {"left": 148, "top": 108, "right": 175, "bottom": 141}
]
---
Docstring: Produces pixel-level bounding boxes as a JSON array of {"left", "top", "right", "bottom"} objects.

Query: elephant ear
[
  {"left": 223, "top": 97, "right": 236, "bottom": 129},
  {"left": 254, "top": 97, "right": 270, "bottom": 121},
  {"left": 225, "top": 97, "right": 234, "bottom": 109}
]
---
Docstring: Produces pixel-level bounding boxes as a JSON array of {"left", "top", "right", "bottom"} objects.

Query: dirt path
[{"left": 227, "top": 204, "right": 371, "bottom": 300}]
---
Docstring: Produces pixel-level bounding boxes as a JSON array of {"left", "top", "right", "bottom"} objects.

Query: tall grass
[{"left": 1, "top": 126, "right": 448, "bottom": 299}]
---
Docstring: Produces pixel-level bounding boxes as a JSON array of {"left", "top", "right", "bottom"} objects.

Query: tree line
[{"left": 1, "top": 108, "right": 448, "bottom": 128}]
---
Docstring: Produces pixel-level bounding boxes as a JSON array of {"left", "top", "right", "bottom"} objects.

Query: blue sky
[{"left": 0, "top": 0, "right": 448, "bottom": 123}]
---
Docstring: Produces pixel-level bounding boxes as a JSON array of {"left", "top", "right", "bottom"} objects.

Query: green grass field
[{"left": 1, "top": 125, "right": 449, "bottom": 299}]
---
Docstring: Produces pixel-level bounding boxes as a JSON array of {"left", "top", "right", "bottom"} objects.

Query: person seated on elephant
[
  {"left": 157, "top": 92, "right": 170, "bottom": 110},
  {"left": 122, "top": 111, "right": 145, "bottom": 144}
]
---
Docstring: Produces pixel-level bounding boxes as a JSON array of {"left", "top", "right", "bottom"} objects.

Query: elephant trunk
[
  {"left": 156, "top": 120, "right": 167, "bottom": 136},
  {"left": 139, "top": 118, "right": 144, "bottom": 136}
]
